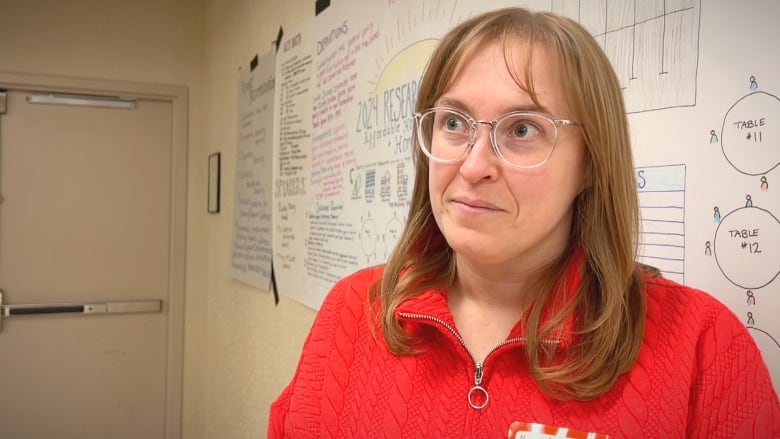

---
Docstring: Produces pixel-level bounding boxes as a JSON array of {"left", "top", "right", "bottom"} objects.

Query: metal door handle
[{"left": 0, "top": 290, "right": 162, "bottom": 332}]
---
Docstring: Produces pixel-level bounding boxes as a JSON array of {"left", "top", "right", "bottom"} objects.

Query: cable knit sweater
[{"left": 269, "top": 262, "right": 780, "bottom": 438}]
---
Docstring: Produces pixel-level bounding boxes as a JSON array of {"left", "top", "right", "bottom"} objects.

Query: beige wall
[
  {"left": 199, "top": 0, "right": 314, "bottom": 437},
  {"left": 0, "top": 0, "right": 314, "bottom": 437}
]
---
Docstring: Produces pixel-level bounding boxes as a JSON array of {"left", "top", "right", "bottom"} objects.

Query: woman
[{"left": 270, "top": 7, "right": 779, "bottom": 438}]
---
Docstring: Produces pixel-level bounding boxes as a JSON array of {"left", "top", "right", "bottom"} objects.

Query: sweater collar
[{"left": 395, "top": 246, "right": 584, "bottom": 349}]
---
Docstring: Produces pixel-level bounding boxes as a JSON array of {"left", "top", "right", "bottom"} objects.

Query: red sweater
[{"left": 269, "top": 264, "right": 780, "bottom": 438}]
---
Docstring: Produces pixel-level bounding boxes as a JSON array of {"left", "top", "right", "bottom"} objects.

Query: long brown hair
[{"left": 369, "top": 7, "right": 647, "bottom": 401}]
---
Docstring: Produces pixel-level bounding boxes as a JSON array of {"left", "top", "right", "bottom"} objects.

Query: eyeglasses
[{"left": 413, "top": 107, "right": 581, "bottom": 169}]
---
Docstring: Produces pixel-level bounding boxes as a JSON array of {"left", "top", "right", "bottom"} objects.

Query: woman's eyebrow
[
  {"left": 434, "top": 96, "right": 467, "bottom": 110},
  {"left": 434, "top": 96, "right": 553, "bottom": 115}
]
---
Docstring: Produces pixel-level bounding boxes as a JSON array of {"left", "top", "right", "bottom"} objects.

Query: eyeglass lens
[{"left": 417, "top": 108, "right": 557, "bottom": 168}]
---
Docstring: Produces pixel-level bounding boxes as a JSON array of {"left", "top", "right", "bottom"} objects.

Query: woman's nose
[{"left": 458, "top": 123, "right": 500, "bottom": 181}]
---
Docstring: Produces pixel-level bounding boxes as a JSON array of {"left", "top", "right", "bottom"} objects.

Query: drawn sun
[{"left": 368, "top": 0, "right": 466, "bottom": 94}]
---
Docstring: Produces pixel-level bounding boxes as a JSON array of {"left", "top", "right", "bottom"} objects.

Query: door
[{"left": 0, "top": 82, "right": 185, "bottom": 439}]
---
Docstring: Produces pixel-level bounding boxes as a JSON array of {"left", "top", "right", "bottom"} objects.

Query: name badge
[{"left": 508, "top": 421, "right": 610, "bottom": 439}]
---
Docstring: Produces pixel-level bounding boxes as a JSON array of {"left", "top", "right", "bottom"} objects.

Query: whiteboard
[{"left": 268, "top": 0, "right": 780, "bottom": 391}]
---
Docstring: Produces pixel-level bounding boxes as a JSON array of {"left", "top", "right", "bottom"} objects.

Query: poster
[
  {"left": 267, "top": 0, "right": 780, "bottom": 391},
  {"left": 232, "top": 50, "right": 276, "bottom": 290}
]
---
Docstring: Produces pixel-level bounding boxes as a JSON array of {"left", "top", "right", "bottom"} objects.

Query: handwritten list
[{"left": 231, "top": 51, "right": 276, "bottom": 290}]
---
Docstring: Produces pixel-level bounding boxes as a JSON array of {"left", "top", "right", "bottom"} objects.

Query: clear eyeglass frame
[{"left": 413, "top": 107, "right": 582, "bottom": 169}]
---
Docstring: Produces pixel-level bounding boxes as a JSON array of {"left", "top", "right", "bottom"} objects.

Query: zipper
[{"left": 398, "top": 312, "right": 558, "bottom": 410}]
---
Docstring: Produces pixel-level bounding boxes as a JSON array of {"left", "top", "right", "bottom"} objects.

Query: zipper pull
[{"left": 467, "top": 364, "right": 489, "bottom": 409}]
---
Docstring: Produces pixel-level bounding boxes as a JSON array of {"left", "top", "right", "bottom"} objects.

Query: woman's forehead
[{"left": 441, "top": 39, "right": 571, "bottom": 115}]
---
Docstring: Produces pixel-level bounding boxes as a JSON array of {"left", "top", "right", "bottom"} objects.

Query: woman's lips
[{"left": 451, "top": 197, "right": 503, "bottom": 212}]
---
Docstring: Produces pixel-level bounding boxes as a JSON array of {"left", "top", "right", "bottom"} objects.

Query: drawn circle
[
  {"left": 748, "top": 327, "right": 780, "bottom": 389},
  {"left": 374, "top": 39, "right": 438, "bottom": 95},
  {"left": 382, "top": 216, "right": 404, "bottom": 255},
  {"left": 384, "top": 217, "right": 402, "bottom": 240},
  {"left": 720, "top": 91, "right": 780, "bottom": 176},
  {"left": 359, "top": 217, "right": 378, "bottom": 256},
  {"left": 713, "top": 206, "right": 780, "bottom": 289}
]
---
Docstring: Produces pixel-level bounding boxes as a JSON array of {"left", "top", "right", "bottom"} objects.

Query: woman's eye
[
  {"left": 512, "top": 122, "right": 540, "bottom": 138},
  {"left": 445, "top": 117, "right": 464, "bottom": 131}
]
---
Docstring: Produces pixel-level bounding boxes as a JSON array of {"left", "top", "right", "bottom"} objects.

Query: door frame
[{"left": 0, "top": 70, "right": 187, "bottom": 439}]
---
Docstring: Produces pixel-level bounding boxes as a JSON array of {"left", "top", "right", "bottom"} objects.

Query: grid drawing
[
  {"left": 636, "top": 164, "right": 687, "bottom": 284},
  {"left": 552, "top": 0, "right": 701, "bottom": 113}
]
